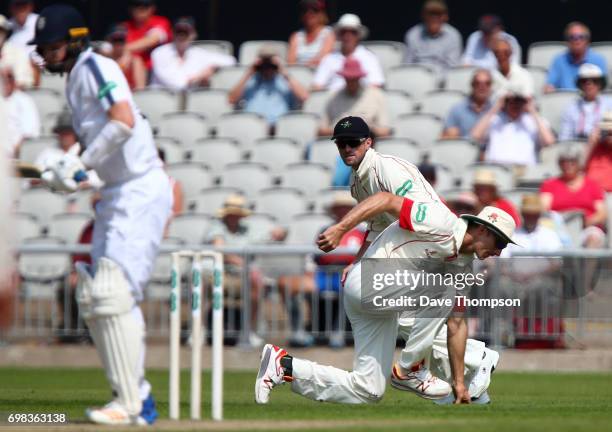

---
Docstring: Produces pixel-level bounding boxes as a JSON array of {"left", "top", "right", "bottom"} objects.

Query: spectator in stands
[
  {"left": 287, "top": 0, "right": 335, "bottom": 67},
  {"left": 544, "top": 22, "right": 607, "bottom": 93},
  {"left": 104, "top": 24, "right": 146, "bottom": 90},
  {"left": 462, "top": 14, "right": 521, "bottom": 69},
  {"left": 312, "top": 13, "right": 384, "bottom": 91},
  {"left": 417, "top": 161, "right": 437, "bottom": 189},
  {"left": 441, "top": 68, "right": 493, "bottom": 138},
  {"left": 540, "top": 145, "right": 607, "bottom": 249},
  {"left": 586, "top": 112, "right": 612, "bottom": 192},
  {"left": 403, "top": 0, "right": 462, "bottom": 71},
  {"left": 7, "top": 0, "right": 37, "bottom": 54},
  {"left": 471, "top": 82, "right": 555, "bottom": 167},
  {"left": 472, "top": 168, "right": 521, "bottom": 226},
  {"left": 491, "top": 36, "right": 533, "bottom": 97},
  {"left": 124, "top": 0, "right": 172, "bottom": 70},
  {"left": 318, "top": 58, "right": 390, "bottom": 137},
  {"left": 34, "top": 111, "right": 77, "bottom": 169},
  {"left": 1, "top": 66, "right": 39, "bottom": 158},
  {"left": 558, "top": 64, "right": 612, "bottom": 141},
  {"left": 0, "top": 14, "right": 33, "bottom": 88},
  {"left": 151, "top": 17, "right": 235, "bottom": 90},
  {"left": 446, "top": 190, "right": 478, "bottom": 216},
  {"left": 229, "top": 45, "right": 308, "bottom": 126}
]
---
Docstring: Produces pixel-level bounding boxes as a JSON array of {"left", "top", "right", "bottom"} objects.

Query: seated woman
[{"left": 287, "top": 0, "right": 335, "bottom": 67}]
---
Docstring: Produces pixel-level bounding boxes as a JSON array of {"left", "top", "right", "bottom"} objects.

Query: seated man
[
  {"left": 123, "top": 0, "right": 172, "bottom": 70},
  {"left": 318, "top": 58, "right": 390, "bottom": 137},
  {"left": 462, "top": 15, "right": 521, "bottom": 69},
  {"left": 151, "top": 17, "right": 236, "bottom": 90},
  {"left": 491, "top": 36, "right": 533, "bottom": 97},
  {"left": 228, "top": 46, "right": 308, "bottom": 126}
]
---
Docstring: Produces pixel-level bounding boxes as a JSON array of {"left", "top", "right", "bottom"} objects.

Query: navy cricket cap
[
  {"left": 28, "top": 4, "right": 88, "bottom": 45},
  {"left": 331, "top": 116, "right": 370, "bottom": 140}
]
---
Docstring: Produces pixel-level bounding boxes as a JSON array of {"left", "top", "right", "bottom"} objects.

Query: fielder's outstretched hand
[
  {"left": 452, "top": 382, "right": 471, "bottom": 404},
  {"left": 41, "top": 151, "right": 88, "bottom": 193},
  {"left": 317, "top": 224, "right": 344, "bottom": 252}
]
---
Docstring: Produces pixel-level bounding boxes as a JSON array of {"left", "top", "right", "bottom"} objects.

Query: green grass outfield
[{"left": 0, "top": 368, "right": 611, "bottom": 431}]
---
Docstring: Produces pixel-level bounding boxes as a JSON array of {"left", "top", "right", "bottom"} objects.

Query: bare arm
[
  {"left": 586, "top": 200, "right": 607, "bottom": 227},
  {"left": 109, "top": 101, "right": 135, "bottom": 128},
  {"left": 131, "top": 56, "right": 147, "bottom": 90},
  {"left": 307, "top": 31, "right": 335, "bottom": 67},
  {"left": 279, "top": 60, "right": 309, "bottom": 103},
  {"left": 526, "top": 99, "right": 555, "bottom": 147},
  {"left": 441, "top": 127, "right": 461, "bottom": 139},
  {"left": 228, "top": 66, "right": 255, "bottom": 105},
  {"left": 287, "top": 32, "right": 299, "bottom": 65},
  {"left": 447, "top": 315, "right": 470, "bottom": 404},
  {"left": 471, "top": 97, "right": 504, "bottom": 143},
  {"left": 126, "top": 31, "right": 165, "bottom": 54}
]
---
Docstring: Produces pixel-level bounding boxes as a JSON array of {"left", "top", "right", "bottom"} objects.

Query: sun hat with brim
[
  {"left": 216, "top": 194, "right": 251, "bottom": 218},
  {"left": 460, "top": 206, "right": 518, "bottom": 245},
  {"left": 337, "top": 57, "right": 366, "bottom": 79},
  {"left": 576, "top": 63, "right": 606, "bottom": 88},
  {"left": 334, "top": 14, "right": 368, "bottom": 39},
  {"left": 520, "top": 194, "right": 543, "bottom": 214},
  {"left": 472, "top": 169, "right": 498, "bottom": 188}
]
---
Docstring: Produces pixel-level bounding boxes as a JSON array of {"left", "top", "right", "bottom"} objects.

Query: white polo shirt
[
  {"left": 9, "top": 13, "right": 38, "bottom": 54},
  {"left": 67, "top": 48, "right": 161, "bottom": 185},
  {"left": 313, "top": 45, "right": 385, "bottom": 91},
  {"left": 484, "top": 112, "right": 544, "bottom": 166}
]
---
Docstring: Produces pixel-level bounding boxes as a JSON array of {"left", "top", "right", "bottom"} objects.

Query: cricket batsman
[
  {"left": 31, "top": 4, "right": 172, "bottom": 425},
  {"left": 256, "top": 191, "right": 516, "bottom": 405}
]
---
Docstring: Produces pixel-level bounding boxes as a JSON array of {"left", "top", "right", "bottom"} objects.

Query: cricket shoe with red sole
[
  {"left": 468, "top": 347, "right": 500, "bottom": 399},
  {"left": 85, "top": 401, "right": 136, "bottom": 425},
  {"left": 255, "top": 344, "right": 290, "bottom": 404},
  {"left": 390, "top": 362, "right": 452, "bottom": 399}
]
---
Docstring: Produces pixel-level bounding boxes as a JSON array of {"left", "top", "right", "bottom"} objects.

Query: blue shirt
[
  {"left": 243, "top": 74, "right": 296, "bottom": 124},
  {"left": 546, "top": 49, "right": 608, "bottom": 90},
  {"left": 444, "top": 97, "right": 492, "bottom": 138}
]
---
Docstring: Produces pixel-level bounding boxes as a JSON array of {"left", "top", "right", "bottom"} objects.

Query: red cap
[{"left": 337, "top": 57, "right": 366, "bottom": 79}]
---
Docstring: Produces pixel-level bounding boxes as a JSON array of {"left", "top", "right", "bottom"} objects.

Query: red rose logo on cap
[{"left": 487, "top": 213, "right": 499, "bottom": 223}]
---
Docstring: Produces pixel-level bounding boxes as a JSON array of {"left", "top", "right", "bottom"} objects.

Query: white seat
[
  {"left": 133, "top": 89, "right": 180, "bottom": 126},
  {"left": 394, "top": 113, "right": 443, "bottom": 149},
  {"left": 185, "top": 138, "right": 242, "bottom": 172},
  {"left": 220, "top": 162, "right": 272, "bottom": 196},
  {"left": 184, "top": 89, "right": 233, "bottom": 132},
  {"left": 15, "top": 213, "right": 42, "bottom": 243},
  {"left": 504, "top": 188, "right": 539, "bottom": 209},
  {"left": 518, "top": 163, "right": 560, "bottom": 187},
  {"left": 592, "top": 42, "right": 612, "bottom": 77},
  {"left": 19, "top": 136, "right": 57, "bottom": 164},
  {"left": 19, "top": 237, "right": 70, "bottom": 297},
  {"left": 444, "top": 67, "right": 477, "bottom": 93},
  {"left": 527, "top": 42, "right": 566, "bottom": 69},
  {"left": 286, "top": 213, "right": 334, "bottom": 244},
  {"left": 524, "top": 65, "right": 548, "bottom": 96},
  {"left": 156, "top": 136, "right": 183, "bottom": 164},
  {"left": 189, "top": 187, "right": 243, "bottom": 214},
  {"left": 275, "top": 112, "right": 319, "bottom": 148},
  {"left": 158, "top": 112, "right": 208, "bottom": 147},
  {"left": 242, "top": 213, "right": 277, "bottom": 240},
  {"left": 460, "top": 163, "right": 515, "bottom": 192},
  {"left": 419, "top": 90, "right": 465, "bottom": 119},
  {"left": 387, "top": 65, "right": 438, "bottom": 99},
  {"left": 250, "top": 138, "right": 302, "bottom": 170},
  {"left": 287, "top": 65, "right": 314, "bottom": 89},
  {"left": 25, "top": 88, "right": 64, "bottom": 119},
  {"left": 216, "top": 112, "right": 269, "bottom": 151},
  {"left": 166, "top": 163, "right": 214, "bottom": 200},
  {"left": 40, "top": 111, "right": 63, "bottom": 135},
  {"left": 313, "top": 187, "right": 351, "bottom": 213},
  {"left": 538, "top": 91, "right": 578, "bottom": 133},
  {"left": 209, "top": 66, "right": 249, "bottom": 91},
  {"left": 238, "top": 40, "right": 288, "bottom": 65},
  {"left": 375, "top": 138, "right": 421, "bottom": 163},
  {"left": 386, "top": 90, "right": 415, "bottom": 125},
  {"left": 191, "top": 39, "right": 234, "bottom": 56},
  {"left": 255, "top": 188, "right": 308, "bottom": 225},
  {"left": 279, "top": 162, "right": 331, "bottom": 197},
  {"left": 38, "top": 73, "right": 67, "bottom": 93},
  {"left": 167, "top": 213, "right": 214, "bottom": 244},
  {"left": 303, "top": 90, "right": 332, "bottom": 117},
  {"left": 308, "top": 138, "right": 338, "bottom": 170},
  {"left": 541, "top": 139, "right": 587, "bottom": 168},
  {"left": 432, "top": 164, "right": 454, "bottom": 191},
  {"left": 65, "top": 191, "right": 94, "bottom": 215},
  {"left": 362, "top": 41, "right": 405, "bottom": 72},
  {"left": 18, "top": 188, "right": 67, "bottom": 225},
  {"left": 428, "top": 139, "right": 479, "bottom": 179},
  {"left": 48, "top": 213, "right": 92, "bottom": 243}
]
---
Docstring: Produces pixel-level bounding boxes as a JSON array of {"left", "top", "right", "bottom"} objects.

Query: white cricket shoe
[
  {"left": 85, "top": 401, "right": 135, "bottom": 425},
  {"left": 390, "top": 363, "right": 452, "bottom": 399},
  {"left": 255, "top": 344, "right": 289, "bottom": 404},
  {"left": 468, "top": 348, "right": 500, "bottom": 399}
]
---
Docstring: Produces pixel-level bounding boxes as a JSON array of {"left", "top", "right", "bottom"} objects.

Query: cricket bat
[{"left": 11, "top": 160, "right": 42, "bottom": 179}]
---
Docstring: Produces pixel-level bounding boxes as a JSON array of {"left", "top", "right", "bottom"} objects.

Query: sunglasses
[
  {"left": 567, "top": 33, "right": 588, "bottom": 42},
  {"left": 472, "top": 80, "right": 492, "bottom": 86},
  {"left": 335, "top": 138, "right": 365, "bottom": 148},
  {"left": 339, "top": 29, "right": 359, "bottom": 35},
  {"left": 578, "top": 78, "right": 600, "bottom": 85},
  {"left": 493, "top": 49, "right": 512, "bottom": 56}
]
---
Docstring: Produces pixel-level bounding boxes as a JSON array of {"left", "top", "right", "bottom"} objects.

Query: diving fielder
[
  {"left": 32, "top": 5, "right": 172, "bottom": 425},
  {"left": 256, "top": 192, "right": 516, "bottom": 405}
]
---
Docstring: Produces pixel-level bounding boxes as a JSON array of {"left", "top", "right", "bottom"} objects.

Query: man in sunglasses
[
  {"left": 256, "top": 190, "right": 516, "bottom": 406},
  {"left": 544, "top": 21, "right": 607, "bottom": 93}
]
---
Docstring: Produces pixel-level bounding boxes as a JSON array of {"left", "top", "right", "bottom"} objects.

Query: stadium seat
[
  {"left": 133, "top": 89, "right": 180, "bottom": 126},
  {"left": 238, "top": 40, "right": 288, "bottom": 65},
  {"left": 65, "top": 191, "right": 94, "bottom": 215},
  {"left": 527, "top": 42, "right": 565, "bottom": 69},
  {"left": 255, "top": 187, "right": 309, "bottom": 224},
  {"left": 275, "top": 112, "right": 319, "bottom": 148},
  {"left": 167, "top": 213, "right": 214, "bottom": 244},
  {"left": 191, "top": 39, "right": 234, "bottom": 56},
  {"left": 18, "top": 237, "right": 70, "bottom": 301},
  {"left": 375, "top": 138, "right": 422, "bottom": 163},
  {"left": 518, "top": 163, "right": 560, "bottom": 187},
  {"left": 185, "top": 138, "right": 242, "bottom": 173},
  {"left": 19, "top": 136, "right": 56, "bottom": 164},
  {"left": 216, "top": 112, "right": 269, "bottom": 151},
  {"left": 393, "top": 113, "right": 444, "bottom": 149},
  {"left": 184, "top": 89, "right": 233, "bottom": 133},
  {"left": 287, "top": 65, "right": 314, "bottom": 89},
  {"left": 189, "top": 187, "right": 244, "bottom": 214},
  {"left": 25, "top": 88, "right": 64, "bottom": 119},
  {"left": 158, "top": 112, "right": 209, "bottom": 147},
  {"left": 303, "top": 90, "right": 332, "bottom": 117},
  {"left": 220, "top": 162, "right": 272, "bottom": 196},
  {"left": 460, "top": 163, "right": 515, "bottom": 192},
  {"left": 286, "top": 213, "right": 334, "bottom": 244},
  {"left": 431, "top": 164, "right": 455, "bottom": 191},
  {"left": 279, "top": 162, "right": 331, "bottom": 197},
  {"left": 15, "top": 213, "right": 42, "bottom": 243},
  {"left": 504, "top": 188, "right": 540, "bottom": 208},
  {"left": 386, "top": 90, "right": 415, "bottom": 125},
  {"left": 592, "top": 42, "right": 612, "bottom": 77},
  {"left": 166, "top": 162, "right": 214, "bottom": 200},
  {"left": 444, "top": 67, "right": 477, "bottom": 93},
  {"left": 156, "top": 136, "right": 183, "bottom": 164},
  {"left": 541, "top": 139, "right": 587, "bottom": 169},
  {"left": 308, "top": 137, "right": 340, "bottom": 171},
  {"left": 209, "top": 66, "right": 249, "bottom": 91},
  {"left": 538, "top": 91, "right": 578, "bottom": 133},
  {"left": 428, "top": 139, "right": 479, "bottom": 179},
  {"left": 250, "top": 138, "right": 303, "bottom": 170},
  {"left": 18, "top": 188, "right": 67, "bottom": 225},
  {"left": 418, "top": 90, "right": 464, "bottom": 118},
  {"left": 312, "top": 187, "right": 351, "bottom": 213},
  {"left": 48, "top": 213, "right": 92, "bottom": 244},
  {"left": 362, "top": 41, "right": 406, "bottom": 72},
  {"left": 38, "top": 73, "right": 66, "bottom": 94},
  {"left": 40, "top": 111, "right": 63, "bottom": 135},
  {"left": 241, "top": 213, "right": 277, "bottom": 240},
  {"left": 524, "top": 65, "right": 548, "bottom": 96},
  {"left": 386, "top": 65, "right": 438, "bottom": 99}
]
